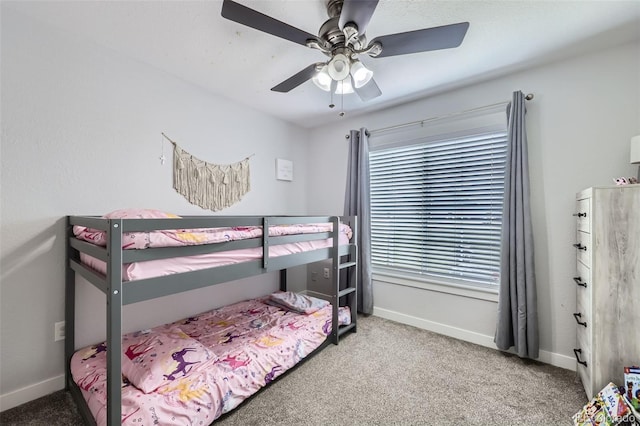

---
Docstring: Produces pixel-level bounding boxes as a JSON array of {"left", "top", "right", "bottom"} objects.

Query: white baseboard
[
  {"left": 373, "top": 307, "right": 576, "bottom": 371},
  {"left": 0, "top": 374, "right": 65, "bottom": 412}
]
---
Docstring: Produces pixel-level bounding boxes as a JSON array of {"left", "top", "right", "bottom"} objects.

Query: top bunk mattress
[
  {"left": 72, "top": 209, "right": 353, "bottom": 281},
  {"left": 73, "top": 208, "right": 352, "bottom": 250}
]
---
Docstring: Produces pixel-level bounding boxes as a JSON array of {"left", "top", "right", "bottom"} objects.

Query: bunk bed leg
[
  {"left": 279, "top": 269, "right": 287, "bottom": 292},
  {"left": 106, "top": 219, "right": 124, "bottom": 426},
  {"left": 65, "top": 216, "right": 75, "bottom": 390}
]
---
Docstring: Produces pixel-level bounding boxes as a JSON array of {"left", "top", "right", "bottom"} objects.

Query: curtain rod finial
[{"left": 525, "top": 93, "right": 534, "bottom": 100}]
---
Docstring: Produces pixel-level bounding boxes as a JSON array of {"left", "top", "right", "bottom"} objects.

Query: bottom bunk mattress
[{"left": 71, "top": 295, "right": 350, "bottom": 425}]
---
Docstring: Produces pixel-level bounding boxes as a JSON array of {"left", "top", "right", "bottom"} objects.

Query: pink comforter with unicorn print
[
  {"left": 71, "top": 297, "right": 350, "bottom": 426},
  {"left": 73, "top": 209, "right": 353, "bottom": 282},
  {"left": 73, "top": 208, "right": 352, "bottom": 250}
]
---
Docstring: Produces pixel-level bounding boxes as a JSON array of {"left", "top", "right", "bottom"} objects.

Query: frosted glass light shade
[
  {"left": 335, "top": 79, "right": 354, "bottom": 95},
  {"left": 631, "top": 135, "right": 640, "bottom": 164},
  {"left": 350, "top": 61, "right": 373, "bottom": 88},
  {"left": 327, "top": 53, "right": 350, "bottom": 81},
  {"left": 312, "top": 66, "right": 331, "bottom": 92}
]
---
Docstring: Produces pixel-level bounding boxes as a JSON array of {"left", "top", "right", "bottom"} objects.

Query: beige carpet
[
  {"left": 1, "top": 315, "right": 587, "bottom": 425},
  {"left": 219, "top": 315, "right": 586, "bottom": 425}
]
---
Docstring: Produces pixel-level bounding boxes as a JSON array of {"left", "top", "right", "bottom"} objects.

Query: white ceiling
[{"left": 6, "top": 1, "right": 640, "bottom": 128}]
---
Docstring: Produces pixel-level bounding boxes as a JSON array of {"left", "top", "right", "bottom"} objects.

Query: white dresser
[{"left": 573, "top": 185, "right": 640, "bottom": 399}]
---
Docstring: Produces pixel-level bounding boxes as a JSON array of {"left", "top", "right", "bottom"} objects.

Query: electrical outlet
[
  {"left": 54, "top": 321, "right": 65, "bottom": 341},
  {"left": 323, "top": 267, "right": 330, "bottom": 279}
]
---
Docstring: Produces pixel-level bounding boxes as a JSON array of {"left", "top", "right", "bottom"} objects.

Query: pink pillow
[{"left": 121, "top": 326, "right": 215, "bottom": 393}]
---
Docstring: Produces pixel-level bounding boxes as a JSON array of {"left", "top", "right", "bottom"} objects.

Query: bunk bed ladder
[{"left": 331, "top": 216, "right": 358, "bottom": 344}]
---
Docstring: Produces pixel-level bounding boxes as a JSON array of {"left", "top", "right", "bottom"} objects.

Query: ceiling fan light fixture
[
  {"left": 327, "top": 53, "right": 351, "bottom": 81},
  {"left": 312, "top": 65, "right": 332, "bottom": 91},
  {"left": 350, "top": 60, "right": 373, "bottom": 88},
  {"left": 335, "top": 78, "right": 355, "bottom": 95}
]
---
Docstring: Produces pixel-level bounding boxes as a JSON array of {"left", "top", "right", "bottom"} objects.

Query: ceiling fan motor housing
[
  {"left": 319, "top": 17, "right": 345, "bottom": 48},
  {"left": 318, "top": 0, "right": 367, "bottom": 53}
]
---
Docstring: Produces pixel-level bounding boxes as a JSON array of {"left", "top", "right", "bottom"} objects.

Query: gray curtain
[
  {"left": 494, "top": 91, "right": 539, "bottom": 359},
  {"left": 344, "top": 128, "right": 373, "bottom": 314}
]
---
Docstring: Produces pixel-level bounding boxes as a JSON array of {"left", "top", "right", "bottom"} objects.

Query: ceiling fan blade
[
  {"left": 221, "top": 0, "right": 318, "bottom": 46},
  {"left": 354, "top": 77, "right": 382, "bottom": 102},
  {"left": 271, "top": 63, "right": 321, "bottom": 93},
  {"left": 370, "top": 22, "right": 469, "bottom": 58},
  {"left": 339, "top": 0, "right": 379, "bottom": 34}
]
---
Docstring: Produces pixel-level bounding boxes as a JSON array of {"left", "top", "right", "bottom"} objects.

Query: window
[{"left": 369, "top": 110, "right": 507, "bottom": 288}]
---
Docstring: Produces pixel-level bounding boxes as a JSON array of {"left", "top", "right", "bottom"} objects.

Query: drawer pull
[
  {"left": 573, "top": 243, "right": 587, "bottom": 251},
  {"left": 573, "top": 277, "right": 587, "bottom": 288},
  {"left": 573, "top": 312, "right": 587, "bottom": 327},
  {"left": 572, "top": 212, "right": 587, "bottom": 218},
  {"left": 573, "top": 348, "right": 588, "bottom": 367}
]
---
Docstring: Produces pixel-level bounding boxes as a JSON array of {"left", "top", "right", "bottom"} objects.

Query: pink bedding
[
  {"left": 71, "top": 297, "right": 349, "bottom": 425},
  {"left": 80, "top": 232, "right": 350, "bottom": 281},
  {"left": 73, "top": 208, "right": 352, "bottom": 250},
  {"left": 74, "top": 209, "right": 352, "bottom": 281}
]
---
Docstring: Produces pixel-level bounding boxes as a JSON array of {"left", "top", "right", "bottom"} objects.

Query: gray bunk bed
[{"left": 65, "top": 214, "right": 358, "bottom": 426}]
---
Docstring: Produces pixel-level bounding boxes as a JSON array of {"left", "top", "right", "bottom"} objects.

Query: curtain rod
[{"left": 357, "top": 93, "right": 534, "bottom": 138}]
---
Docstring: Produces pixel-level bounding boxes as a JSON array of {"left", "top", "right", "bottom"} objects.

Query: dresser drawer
[
  {"left": 574, "top": 261, "right": 591, "bottom": 308},
  {"left": 575, "top": 198, "right": 590, "bottom": 233},
  {"left": 575, "top": 231, "right": 590, "bottom": 267},
  {"left": 576, "top": 325, "right": 591, "bottom": 360},
  {"left": 575, "top": 292, "right": 590, "bottom": 330},
  {"left": 575, "top": 332, "right": 592, "bottom": 398}
]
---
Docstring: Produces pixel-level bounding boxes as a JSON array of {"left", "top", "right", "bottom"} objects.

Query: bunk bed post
[
  {"left": 106, "top": 219, "right": 123, "bottom": 426},
  {"left": 279, "top": 269, "right": 287, "bottom": 292},
  {"left": 65, "top": 216, "right": 75, "bottom": 390},
  {"left": 262, "top": 217, "right": 270, "bottom": 270},
  {"left": 331, "top": 216, "right": 340, "bottom": 345}
]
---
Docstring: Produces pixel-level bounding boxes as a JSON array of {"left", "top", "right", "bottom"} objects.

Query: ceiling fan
[{"left": 221, "top": 0, "right": 469, "bottom": 102}]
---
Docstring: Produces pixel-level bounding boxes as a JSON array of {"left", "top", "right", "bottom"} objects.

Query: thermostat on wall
[{"left": 276, "top": 158, "right": 293, "bottom": 181}]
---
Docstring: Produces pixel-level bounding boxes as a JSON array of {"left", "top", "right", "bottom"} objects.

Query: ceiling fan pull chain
[{"left": 339, "top": 81, "right": 345, "bottom": 117}]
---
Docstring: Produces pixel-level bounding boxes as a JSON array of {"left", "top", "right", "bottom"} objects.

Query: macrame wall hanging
[{"left": 161, "top": 133, "right": 252, "bottom": 212}]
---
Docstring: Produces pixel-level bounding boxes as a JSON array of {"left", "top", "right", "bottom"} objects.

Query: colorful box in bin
[
  {"left": 573, "top": 382, "right": 632, "bottom": 425},
  {"left": 624, "top": 366, "right": 640, "bottom": 411}
]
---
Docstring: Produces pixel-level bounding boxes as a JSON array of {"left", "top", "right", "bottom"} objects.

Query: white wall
[
  {"left": 0, "top": 8, "right": 309, "bottom": 409},
  {"left": 307, "top": 40, "right": 640, "bottom": 369}
]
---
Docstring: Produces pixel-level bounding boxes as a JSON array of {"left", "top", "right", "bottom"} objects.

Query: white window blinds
[{"left": 369, "top": 128, "right": 507, "bottom": 287}]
